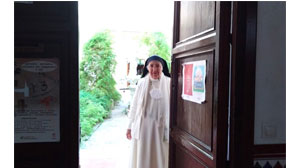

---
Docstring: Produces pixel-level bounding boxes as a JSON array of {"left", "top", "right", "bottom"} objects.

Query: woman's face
[{"left": 147, "top": 60, "right": 162, "bottom": 79}]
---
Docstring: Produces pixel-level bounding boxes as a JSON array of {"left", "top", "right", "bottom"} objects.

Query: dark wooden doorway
[
  {"left": 14, "top": 2, "right": 79, "bottom": 168},
  {"left": 13, "top": 1, "right": 260, "bottom": 168}
]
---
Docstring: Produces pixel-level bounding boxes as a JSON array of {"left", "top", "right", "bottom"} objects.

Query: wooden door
[
  {"left": 169, "top": 2, "right": 231, "bottom": 168},
  {"left": 14, "top": 2, "right": 79, "bottom": 168}
]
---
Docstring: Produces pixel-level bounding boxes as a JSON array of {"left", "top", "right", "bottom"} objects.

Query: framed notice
[
  {"left": 182, "top": 60, "right": 206, "bottom": 104},
  {"left": 14, "top": 58, "right": 60, "bottom": 143}
]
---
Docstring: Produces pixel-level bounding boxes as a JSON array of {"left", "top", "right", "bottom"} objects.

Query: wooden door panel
[
  {"left": 170, "top": 2, "right": 231, "bottom": 168},
  {"left": 175, "top": 146, "right": 207, "bottom": 168},
  {"left": 172, "top": 127, "right": 214, "bottom": 166},
  {"left": 176, "top": 51, "right": 214, "bottom": 149},
  {"left": 179, "top": 1, "right": 215, "bottom": 41}
]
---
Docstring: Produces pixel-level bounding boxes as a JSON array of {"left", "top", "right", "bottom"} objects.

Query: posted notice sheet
[
  {"left": 182, "top": 60, "right": 206, "bottom": 104},
  {"left": 14, "top": 58, "right": 60, "bottom": 143}
]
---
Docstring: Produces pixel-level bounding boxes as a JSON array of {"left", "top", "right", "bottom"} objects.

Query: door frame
[{"left": 229, "top": 2, "right": 257, "bottom": 168}]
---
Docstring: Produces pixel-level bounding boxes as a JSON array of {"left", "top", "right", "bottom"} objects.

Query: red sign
[{"left": 184, "top": 64, "right": 193, "bottom": 96}]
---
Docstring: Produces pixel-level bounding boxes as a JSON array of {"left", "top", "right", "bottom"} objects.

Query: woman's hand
[{"left": 126, "top": 129, "right": 132, "bottom": 140}]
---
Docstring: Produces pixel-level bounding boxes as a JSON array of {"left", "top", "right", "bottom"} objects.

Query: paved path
[{"left": 80, "top": 100, "right": 131, "bottom": 168}]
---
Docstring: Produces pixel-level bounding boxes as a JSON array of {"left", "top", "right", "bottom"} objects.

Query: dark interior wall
[
  {"left": 252, "top": 2, "right": 286, "bottom": 164},
  {"left": 14, "top": 2, "right": 79, "bottom": 168},
  {"left": 254, "top": 1, "right": 286, "bottom": 145}
]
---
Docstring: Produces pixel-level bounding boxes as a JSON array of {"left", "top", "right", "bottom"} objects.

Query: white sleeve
[
  {"left": 127, "top": 81, "right": 141, "bottom": 129},
  {"left": 164, "top": 77, "right": 171, "bottom": 142}
]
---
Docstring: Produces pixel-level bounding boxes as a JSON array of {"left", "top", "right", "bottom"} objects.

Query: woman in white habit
[{"left": 126, "top": 55, "right": 171, "bottom": 168}]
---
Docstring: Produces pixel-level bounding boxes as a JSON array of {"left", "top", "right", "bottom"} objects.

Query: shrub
[
  {"left": 79, "top": 31, "right": 121, "bottom": 141},
  {"left": 80, "top": 91, "right": 108, "bottom": 140},
  {"left": 140, "top": 32, "right": 171, "bottom": 70}
]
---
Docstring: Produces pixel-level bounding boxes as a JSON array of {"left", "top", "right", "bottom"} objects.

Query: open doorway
[{"left": 78, "top": 1, "right": 174, "bottom": 167}]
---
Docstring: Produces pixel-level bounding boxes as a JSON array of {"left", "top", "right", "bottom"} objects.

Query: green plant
[
  {"left": 80, "top": 31, "right": 120, "bottom": 101},
  {"left": 140, "top": 32, "right": 172, "bottom": 70},
  {"left": 80, "top": 90, "right": 108, "bottom": 140},
  {"left": 79, "top": 31, "right": 121, "bottom": 141}
]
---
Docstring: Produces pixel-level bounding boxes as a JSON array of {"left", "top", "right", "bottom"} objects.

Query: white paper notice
[
  {"left": 181, "top": 60, "right": 206, "bottom": 104},
  {"left": 14, "top": 58, "right": 60, "bottom": 143}
]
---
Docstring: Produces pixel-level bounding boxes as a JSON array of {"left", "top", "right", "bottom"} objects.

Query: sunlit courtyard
[{"left": 78, "top": 1, "right": 173, "bottom": 167}]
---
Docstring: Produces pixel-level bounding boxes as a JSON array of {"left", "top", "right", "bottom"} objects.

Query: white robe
[{"left": 128, "top": 74, "right": 170, "bottom": 168}]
